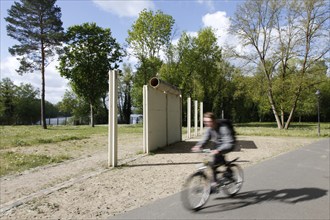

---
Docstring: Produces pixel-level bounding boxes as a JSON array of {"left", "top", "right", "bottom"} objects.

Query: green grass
[
  {"left": 234, "top": 122, "right": 330, "bottom": 137},
  {"left": 0, "top": 122, "right": 327, "bottom": 176},
  {"left": 0, "top": 151, "right": 71, "bottom": 176},
  {"left": 0, "top": 125, "right": 109, "bottom": 149},
  {"left": 183, "top": 122, "right": 329, "bottom": 137},
  {"left": 0, "top": 124, "right": 143, "bottom": 176},
  {"left": 0, "top": 124, "right": 144, "bottom": 150}
]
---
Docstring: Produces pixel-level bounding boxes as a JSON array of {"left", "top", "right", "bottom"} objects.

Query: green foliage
[
  {"left": 0, "top": 78, "right": 63, "bottom": 125},
  {"left": 57, "top": 89, "right": 89, "bottom": 119},
  {"left": 118, "top": 63, "right": 133, "bottom": 123},
  {"left": 132, "top": 57, "right": 163, "bottom": 112},
  {"left": 5, "top": 0, "right": 64, "bottom": 73},
  {"left": 318, "top": 77, "right": 330, "bottom": 121},
  {"left": 0, "top": 78, "right": 41, "bottom": 125},
  {"left": 193, "top": 28, "right": 222, "bottom": 104},
  {"left": 159, "top": 32, "right": 196, "bottom": 97},
  {"left": 127, "top": 9, "right": 175, "bottom": 59},
  {"left": 15, "top": 83, "right": 41, "bottom": 124},
  {"left": 127, "top": 9, "right": 175, "bottom": 111},
  {"left": 230, "top": 0, "right": 329, "bottom": 128},
  {"left": 0, "top": 78, "right": 17, "bottom": 124},
  {"left": 160, "top": 28, "right": 238, "bottom": 122},
  {"left": 58, "top": 89, "right": 109, "bottom": 125},
  {"left": 58, "top": 22, "right": 123, "bottom": 126}
]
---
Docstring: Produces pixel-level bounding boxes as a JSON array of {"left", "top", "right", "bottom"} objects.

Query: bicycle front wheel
[
  {"left": 181, "top": 172, "right": 211, "bottom": 211},
  {"left": 222, "top": 164, "right": 244, "bottom": 196}
]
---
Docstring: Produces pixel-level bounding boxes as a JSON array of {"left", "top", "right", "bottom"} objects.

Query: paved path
[{"left": 110, "top": 138, "right": 330, "bottom": 220}]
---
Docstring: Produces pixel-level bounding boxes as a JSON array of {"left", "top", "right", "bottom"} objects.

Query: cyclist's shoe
[
  {"left": 210, "top": 182, "right": 219, "bottom": 194},
  {"left": 224, "top": 171, "right": 233, "bottom": 178},
  {"left": 219, "top": 177, "right": 234, "bottom": 186}
]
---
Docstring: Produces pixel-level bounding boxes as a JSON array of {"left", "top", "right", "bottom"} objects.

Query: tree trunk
[
  {"left": 266, "top": 82, "right": 283, "bottom": 129},
  {"left": 41, "top": 42, "right": 47, "bottom": 129},
  {"left": 285, "top": 89, "right": 301, "bottom": 129},
  {"left": 90, "top": 104, "right": 95, "bottom": 127},
  {"left": 270, "top": 100, "right": 283, "bottom": 129},
  {"left": 281, "top": 108, "right": 284, "bottom": 126},
  {"left": 102, "top": 96, "right": 108, "bottom": 123},
  {"left": 285, "top": 107, "right": 295, "bottom": 129}
]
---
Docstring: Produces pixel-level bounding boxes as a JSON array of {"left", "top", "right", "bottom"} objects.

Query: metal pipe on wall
[{"left": 149, "top": 77, "right": 181, "bottom": 96}]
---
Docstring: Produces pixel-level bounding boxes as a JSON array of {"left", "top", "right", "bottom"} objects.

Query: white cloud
[
  {"left": 0, "top": 56, "right": 69, "bottom": 104},
  {"left": 202, "top": 11, "right": 233, "bottom": 46},
  {"left": 200, "top": 11, "right": 247, "bottom": 66},
  {"left": 202, "top": 11, "right": 230, "bottom": 34},
  {"left": 92, "top": 0, "right": 155, "bottom": 18},
  {"left": 197, "top": 0, "right": 215, "bottom": 11}
]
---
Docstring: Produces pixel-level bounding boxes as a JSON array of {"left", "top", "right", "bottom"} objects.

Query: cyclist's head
[{"left": 203, "top": 112, "right": 216, "bottom": 127}]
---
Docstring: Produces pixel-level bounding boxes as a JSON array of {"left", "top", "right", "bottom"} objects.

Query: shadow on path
[
  {"left": 152, "top": 140, "right": 257, "bottom": 154},
  {"left": 124, "top": 162, "right": 201, "bottom": 167},
  {"left": 198, "top": 188, "right": 328, "bottom": 214}
]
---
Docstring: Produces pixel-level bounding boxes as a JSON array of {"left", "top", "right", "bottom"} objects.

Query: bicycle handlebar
[{"left": 191, "top": 148, "right": 212, "bottom": 153}]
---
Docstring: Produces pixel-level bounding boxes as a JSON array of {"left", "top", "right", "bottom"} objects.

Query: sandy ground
[{"left": 0, "top": 134, "right": 317, "bottom": 219}]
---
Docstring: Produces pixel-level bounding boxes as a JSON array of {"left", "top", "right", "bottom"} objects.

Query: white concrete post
[
  {"left": 194, "top": 100, "right": 198, "bottom": 137},
  {"left": 143, "top": 85, "right": 148, "bottom": 153},
  {"left": 108, "top": 70, "right": 118, "bottom": 167},
  {"left": 187, "top": 97, "right": 191, "bottom": 139},
  {"left": 200, "top": 102, "right": 203, "bottom": 135}
]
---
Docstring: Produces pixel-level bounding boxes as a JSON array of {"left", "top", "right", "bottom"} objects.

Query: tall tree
[
  {"left": 15, "top": 83, "right": 40, "bottom": 125},
  {"left": 160, "top": 32, "right": 197, "bottom": 96},
  {"left": 280, "top": 0, "right": 330, "bottom": 128},
  {"left": 127, "top": 9, "right": 175, "bottom": 62},
  {"left": 0, "top": 78, "right": 17, "bottom": 124},
  {"left": 58, "top": 89, "right": 90, "bottom": 124},
  {"left": 118, "top": 63, "right": 133, "bottom": 124},
  {"left": 5, "top": 0, "right": 65, "bottom": 129},
  {"left": 159, "top": 32, "right": 197, "bottom": 125},
  {"left": 0, "top": 78, "right": 41, "bottom": 125},
  {"left": 127, "top": 9, "right": 175, "bottom": 111},
  {"left": 160, "top": 29, "right": 235, "bottom": 121},
  {"left": 58, "top": 22, "right": 122, "bottom": 127},
  {"left": 193, "top": 28, "right": 223, "bottom": 113},
  {"left": 230, "top": 0, "right": 329, "bottom": 129}
]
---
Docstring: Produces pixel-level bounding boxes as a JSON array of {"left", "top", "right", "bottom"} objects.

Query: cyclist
[{"left": 191, "top": 112, "right": 236, "bottom": 191}]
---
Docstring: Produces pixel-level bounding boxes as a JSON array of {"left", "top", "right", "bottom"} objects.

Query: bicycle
[{"left": 181, "top": 149, "right": 244, "bottom": 211}]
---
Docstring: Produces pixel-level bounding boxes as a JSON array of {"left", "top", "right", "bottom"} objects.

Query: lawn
[
  {"left": 235, "top": 122, "right": 330, "bottom": 137},
  {"left": 0, "top": 122, "right": 328, "bottom": 176}
]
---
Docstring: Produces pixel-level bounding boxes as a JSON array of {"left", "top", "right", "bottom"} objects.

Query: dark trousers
[{"left": 211, "top": 149, "right": 231, "bottom": 182}]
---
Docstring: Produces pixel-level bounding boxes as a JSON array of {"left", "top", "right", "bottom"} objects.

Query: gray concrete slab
[{"left": 110, "top": 138, "right": 330, "bottom": 220}]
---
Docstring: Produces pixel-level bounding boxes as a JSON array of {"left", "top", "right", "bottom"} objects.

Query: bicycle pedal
[
  {"left": 219, "top": 177, "right": 234, "bottom": 186},
  {"left": 210, "top": 186, "right": 219, "bottom": 194}
]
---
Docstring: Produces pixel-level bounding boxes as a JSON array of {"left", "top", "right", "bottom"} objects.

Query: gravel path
[{"left": 0, "top": 135, "right": 317, "bottom": 219}]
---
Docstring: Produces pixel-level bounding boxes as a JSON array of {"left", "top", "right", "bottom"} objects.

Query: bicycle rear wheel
[
  {"left": 222, "top": 164, "right": 244, "bottom": 196},
  {"left": 181, "top": 172, "right": 211, "bottom": 211}
]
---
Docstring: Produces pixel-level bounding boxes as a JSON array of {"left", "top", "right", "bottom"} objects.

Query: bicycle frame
[{"left": 181, "top": 149, "right": 244, "bottom": 211}]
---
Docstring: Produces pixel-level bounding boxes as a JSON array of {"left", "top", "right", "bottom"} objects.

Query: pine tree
[{"left": 5, "top": 0, "right": 64, "bottom": 129}]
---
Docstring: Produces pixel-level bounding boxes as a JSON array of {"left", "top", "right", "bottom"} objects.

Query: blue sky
[{"left": 1, "top": 0, "right": 241, "bottom": 104}]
